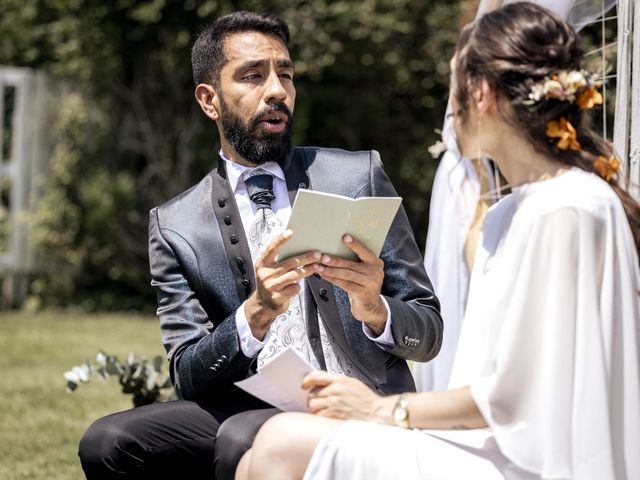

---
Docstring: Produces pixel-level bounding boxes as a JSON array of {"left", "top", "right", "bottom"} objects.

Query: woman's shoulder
[
  {"left": 480, "top": 168, "right": 626, "bottom": 244},
  {"left": 515, "top": 168, "right": 621, "bottom": 220}
]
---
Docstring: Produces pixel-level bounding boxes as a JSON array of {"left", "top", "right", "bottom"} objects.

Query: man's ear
[
  {"left": 475, "top": 79, "right": 497, "bottom": 115},
  {"left": 195, "top": 83, "right": 220, "bottom": 121}
]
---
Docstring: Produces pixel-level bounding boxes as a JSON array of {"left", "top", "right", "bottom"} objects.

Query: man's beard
[{"left": 220, "top": 98, "right": 293, "bottom": 166}]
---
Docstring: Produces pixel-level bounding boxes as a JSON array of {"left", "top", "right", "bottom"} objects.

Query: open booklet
[
  {"left": 234, "top": 347, "right": 317, "bottom": 412},
  {"left": 277, "top": 189, "right": 402, "bottom": 262}
]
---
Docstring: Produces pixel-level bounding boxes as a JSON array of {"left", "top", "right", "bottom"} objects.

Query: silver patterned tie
[{"left": 244, "top": 170, "right": 281, "bottom": 260}]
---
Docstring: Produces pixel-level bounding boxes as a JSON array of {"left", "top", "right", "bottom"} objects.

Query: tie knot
[{"left": 244, "top": 169, "right": 275, "bottom": 209}]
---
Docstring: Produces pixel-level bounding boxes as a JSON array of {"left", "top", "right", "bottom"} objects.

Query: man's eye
[
  {"left": 279, "top": 73, "right": 293, "bottom": 80},
  {"left": 242, "top": 74, "right": 261, "bottom": 81}
]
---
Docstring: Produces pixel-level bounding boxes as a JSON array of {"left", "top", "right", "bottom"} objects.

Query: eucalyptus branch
[{"left": 64, "top": 351, "right": 177, "bottom": 407}]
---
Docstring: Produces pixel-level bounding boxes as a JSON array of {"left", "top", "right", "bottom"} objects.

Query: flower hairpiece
[
  {"left": 522, "top": 70, "right": 618, "bottom": 182},
  {"left": 546, "top": 117, "right": 580, "bottom": 151},
  {"left": 523, "top": 70, "right": 603, "bottom": 110},
  {"left": 593, "top": 155, "right": 620, "bottom": 182},
  {"left": 545, "top": 117, "right": 622, "bottom": 182}
]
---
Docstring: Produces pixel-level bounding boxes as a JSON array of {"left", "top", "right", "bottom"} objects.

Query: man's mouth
[{"left": 254, "top": 110, "right": 289, "bottom": 134}]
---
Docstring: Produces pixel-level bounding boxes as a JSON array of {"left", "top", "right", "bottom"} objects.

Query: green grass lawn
[{"left": 0, "top": 310, "right": 166, "bottom": 480}]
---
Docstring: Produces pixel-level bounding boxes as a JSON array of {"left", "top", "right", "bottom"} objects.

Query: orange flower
[
  {"left": 577, "top": 86, "right": 603, "bottom": 110},
  {"left": 546, "top": 117, "right": 581, "bottom": 151},
  {"left": 594, "top": 155, "right": 620, "bottom": 182}
]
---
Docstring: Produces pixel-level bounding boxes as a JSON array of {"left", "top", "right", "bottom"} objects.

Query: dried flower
[
  {"left": 427, "top": 140, "right": 447, "bottom": 159},
  {"left": 522, "top": 69, "right": 602, "bottom": 109},
  {"left": 576, "top": 87, "right": 603, "bottom": 110},
  {"left": 594, "top": 155, "right": 620, "bottom": 182},
  {"left": 546, "top": 117, "right": 581, "bottom": 151}
]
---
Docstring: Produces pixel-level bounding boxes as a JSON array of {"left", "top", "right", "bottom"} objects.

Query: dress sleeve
[{"left": 469, "top": 206, "right": 634, "bottom": 479}]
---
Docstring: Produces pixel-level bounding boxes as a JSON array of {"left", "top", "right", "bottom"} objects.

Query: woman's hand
[{"left": 302, "top": 371, "right": 396, "bottom": 424}]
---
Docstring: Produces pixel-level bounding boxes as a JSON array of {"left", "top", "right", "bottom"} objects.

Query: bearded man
[{"left": 78, "top": 11, "right": 442, "bottom": 480}]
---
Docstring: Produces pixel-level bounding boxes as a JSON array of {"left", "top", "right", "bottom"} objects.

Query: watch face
[
  {"left": 394, "top": 408, "right": 407, "bottom": 422},
  {"left": 393, "top": 395, "right": 410, "bottom": 427}
]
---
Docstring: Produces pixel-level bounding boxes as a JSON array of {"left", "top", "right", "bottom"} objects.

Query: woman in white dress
[{"left": 236, "top": 3, "right": 640, "bottom": 479}]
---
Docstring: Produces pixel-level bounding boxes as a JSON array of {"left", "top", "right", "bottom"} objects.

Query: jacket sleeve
[
  {"left": 368, "top": 150, "right": 443, "bottom": 362},
  {"left": 149, "top": 207, "right": 255, "bottom": 403}
]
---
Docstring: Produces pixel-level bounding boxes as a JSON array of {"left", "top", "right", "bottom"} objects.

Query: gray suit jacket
[{"left": 149, "top": 147, "right": 442, "bottom": 406}]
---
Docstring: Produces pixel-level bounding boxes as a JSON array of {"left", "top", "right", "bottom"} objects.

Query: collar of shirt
[
  {"left": 218, "top": 151, "right": 292, "bottom": 237},
  {"left": 219, "top": 151, "right": 286, "bottom": 194}
]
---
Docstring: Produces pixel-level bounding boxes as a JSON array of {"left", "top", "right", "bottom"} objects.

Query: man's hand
[
  {"left": 245, "top": 230, "right": 320, "bottom": 340},
  {"left": 303, "top": 371, "right": 394, "bottom": 424},
  {"left": 317, "top": 235, "right": 387, "bottom": 334}
]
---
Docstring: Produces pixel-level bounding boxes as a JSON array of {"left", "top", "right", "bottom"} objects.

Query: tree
[{"left": 0, "top": 0, "right": 466, "bottom": 309}]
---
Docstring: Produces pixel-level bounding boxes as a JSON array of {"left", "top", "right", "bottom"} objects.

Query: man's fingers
[
  {"left": 316, "top": 275, "right": 362, "bottom": 295},
  {"left": 319, "top": 240, "right": 383, "bottom": 271},
  {"left": 317, "top": 265, "right": 368, "bottom": 288},
  {"left": 265, "top": 265, "right": 319, "bottom": 290},
  {"left": 260, "top": 230, "right": 294, "bottom": 264},
  {"left": 319, "top": 253, "right": 362, "bottom": 272},
  {"left": 342, "top": 235, "right": 382, "bottom": 264},
  {"left": 272, "top": 250, "right": 322, "bottom": 275}
]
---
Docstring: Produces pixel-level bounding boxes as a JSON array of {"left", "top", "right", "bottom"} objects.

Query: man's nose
[{"left": 263, "top": 71, "right": 287, "bottom": 103}]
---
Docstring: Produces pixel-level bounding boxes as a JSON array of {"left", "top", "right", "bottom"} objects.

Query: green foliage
[
  {"left": 28, "top": 92, "right": 149, "bottom": 310},
  {"left": 279, "top": 0, "right": 463, "bottom": 231},
  {"left": 0, "top": 0, "right": 466, "bottom": 310},
  {"left": 65, "top": 351, "right": 177, "bottom": 407}
]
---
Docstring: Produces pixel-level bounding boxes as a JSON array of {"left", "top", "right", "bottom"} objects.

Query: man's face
[{"left": 216, "top": 31, "right": 296, "bottom": 165}]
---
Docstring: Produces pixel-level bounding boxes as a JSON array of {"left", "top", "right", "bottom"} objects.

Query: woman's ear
[
  {"left": 195, "top": 83, "right": 220, "bottom": 122},
  {"left": 476, "top": 79, "right": 497, "bottom": 114}
]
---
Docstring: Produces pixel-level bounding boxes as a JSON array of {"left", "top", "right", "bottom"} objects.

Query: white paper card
[
  {"left": 234, "top": 347, "right": 317, "bottom": 412},
  {"left": 277, "top": 189, "right": 402, "bottom": 261}
]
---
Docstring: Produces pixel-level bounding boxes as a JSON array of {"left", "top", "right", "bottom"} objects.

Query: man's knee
[
  {"left": 214, "top": 414, "right": 257, "bottom": 476},
  {"left": 79, "top": 401, "right": 222, "bottom": 479},
  {"left": 214, "top": 408, "right": 280, "bottom": 480},
  {"left": 78, "top": 413, "right": 144, "bottom": 478}
]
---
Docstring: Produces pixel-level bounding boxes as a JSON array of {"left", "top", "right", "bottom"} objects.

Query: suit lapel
[
  {"left": 208, "top": 149, "right": 312, "bottom": 303},
  {"left": 211, "top": 157, "right": 256, "bottom": 301},
  {"left": 207, "top": 149, "right": 311, "bottom": 304},
  {"left": 281, "top": 148, "right": 310, "bottom": 206}
]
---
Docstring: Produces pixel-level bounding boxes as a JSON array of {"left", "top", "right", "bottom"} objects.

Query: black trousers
[{"left": 78, "top": 393, "right": 280, "bottom": 480}]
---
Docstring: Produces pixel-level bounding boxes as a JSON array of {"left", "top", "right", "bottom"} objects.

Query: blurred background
[
  {"left": 0, "top": 0, "right": 481, "bottom": 312},
  {"left": 0, "top": 1, "right": 619, "bottom": 478}
]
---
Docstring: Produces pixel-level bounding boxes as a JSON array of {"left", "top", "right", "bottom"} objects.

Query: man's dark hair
[{"left": 191, "top": 11, "right": 290, "bottom": 86}]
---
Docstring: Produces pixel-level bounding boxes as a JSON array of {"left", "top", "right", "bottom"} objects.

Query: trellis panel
[{"left": 614, "top": 0, "right": 640, "bottom": 199}]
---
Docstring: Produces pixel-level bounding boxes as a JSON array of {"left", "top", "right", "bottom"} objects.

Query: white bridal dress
[
  {"left": 414, "top": 0, "right": 618, "bottom": 394},
  {"left": 304, "top": 169, "right": 640, "bottom": 480}
]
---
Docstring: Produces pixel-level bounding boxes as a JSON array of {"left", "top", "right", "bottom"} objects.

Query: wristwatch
[{"left": 392, "top": 393, "right": 410, "bottom": 429}]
